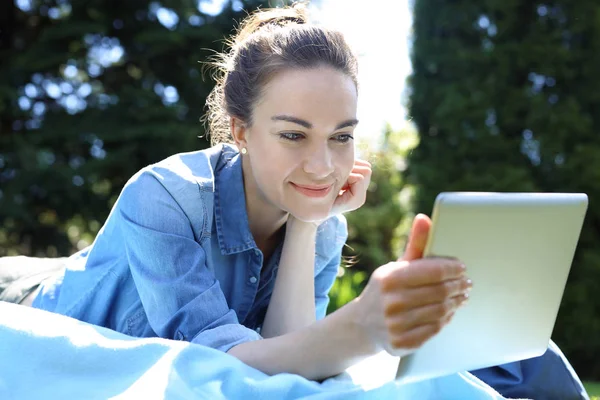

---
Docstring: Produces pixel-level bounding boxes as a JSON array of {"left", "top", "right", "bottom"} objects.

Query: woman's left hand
[{"left": 330, "top": 159, "right": 372, "bottom": 216}]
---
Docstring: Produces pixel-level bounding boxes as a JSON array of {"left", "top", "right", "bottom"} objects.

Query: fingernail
[
  {"left": 461, "top": 292, "right": 470, "bottom": 304},
  {"left": 465, "top": 279, "right": 473, "bottom": 288}
]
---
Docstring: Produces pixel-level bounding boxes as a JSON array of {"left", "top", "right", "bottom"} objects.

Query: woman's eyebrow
[
  {"left": 271, "top": 115, "right": 312, "bottom": 128},
  {"left": 271, "top": 115, "right": 359, "bottom": 130},
  {"left": 335, "top": 119, "right": 359, "bottom": 130}
]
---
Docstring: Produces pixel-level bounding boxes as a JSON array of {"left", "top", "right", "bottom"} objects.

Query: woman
[
  {"left": 0, "top": 4, "right": 466, "bottom": 380},
  {"left": 0, "top": 4, "right": 586, "bottom": 397}
]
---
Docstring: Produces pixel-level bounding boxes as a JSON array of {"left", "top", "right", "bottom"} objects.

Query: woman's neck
[
  {"left": 247, "top": 199, "right": 288, "bottom": 249},
  {"left": 241, "top": 159, "right": 288, "bottom": 256}
]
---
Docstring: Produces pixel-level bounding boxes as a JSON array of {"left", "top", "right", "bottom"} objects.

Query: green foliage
[
  {"left": 327, "top": 125, "right": 420, "bottom": 312},
  {"left": 408, "top": 0, "right": 600, "bottom": 379},
  {"left": 584, "top": 381, "right": 600, "bottom": 398},
  {"left": 327, "top": 268, "right": 366, "bottom": 315},
  {"left": 0, "top": 0, "right": 266, "bottom": 257}
]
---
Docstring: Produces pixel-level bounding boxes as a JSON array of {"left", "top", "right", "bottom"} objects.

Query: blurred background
[{"left": 1, "top": 0, "right": 599, "bottom": 389}]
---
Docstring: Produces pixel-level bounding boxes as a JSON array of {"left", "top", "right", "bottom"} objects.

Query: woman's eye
[
  {"left": 279, "top": 132, "right": 304, "bottom": 141},
  {"left": 332, "top": 133, "right": 354, "bottom": 143}
]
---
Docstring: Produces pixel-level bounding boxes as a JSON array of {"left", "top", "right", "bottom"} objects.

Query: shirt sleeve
[
  {"left": 314, "top": 215, "right": 348, "bottom": 320},
  {"left": 117, "top": 171, "right": 261, "bottom": 352}
]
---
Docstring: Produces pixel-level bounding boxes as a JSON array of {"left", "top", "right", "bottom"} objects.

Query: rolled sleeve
[
  {"left": 192, "top": 323, "right": 262, "bottom": 353},
  {"left": 314, "top": 215, "right": 349, "bottom": 320},
  {"left": 118, "top": 171, "right": 261, "bottom": 351}
]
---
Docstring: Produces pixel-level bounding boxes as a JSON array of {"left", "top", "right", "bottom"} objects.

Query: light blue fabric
[
  {"left": 32, "top": 144, "right": 346, "bottom": 353},
  {"left": 0, "top": 301, "right": 515, "bottom": 400}
]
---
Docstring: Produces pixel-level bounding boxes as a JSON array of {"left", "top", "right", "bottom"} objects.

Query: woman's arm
[
  {"left": 229, "top": 298, "right": 376, "bottom": 380},
  {"left": 260, "top": 159, "right": 373, "bottom": 338},
  {"left": 230, "top": 215, "right": 471, "bottom": 381},
  {"left": 119, "top": 170, "right": 262, "bottom": 351},
  {"left": 260, "top": 217, "right": 318, "bottom": 338}
]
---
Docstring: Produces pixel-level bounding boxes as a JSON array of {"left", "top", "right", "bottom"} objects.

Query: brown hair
[{"left": 203, "top": 2, "right": 359, "bottom": 146}]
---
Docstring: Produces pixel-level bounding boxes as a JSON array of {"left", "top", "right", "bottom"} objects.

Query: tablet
[{"left": 395, "top": 192, "right": 588, "bottom": 384}]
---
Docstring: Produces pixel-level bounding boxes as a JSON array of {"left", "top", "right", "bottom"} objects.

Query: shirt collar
[{"left": 214, "top": 145, "right": 257, "bottom": 255}]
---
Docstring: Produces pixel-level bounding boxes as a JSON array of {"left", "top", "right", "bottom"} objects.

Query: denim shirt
[{"left": 33, "top": 144, "right": 348, "bottom": 352}]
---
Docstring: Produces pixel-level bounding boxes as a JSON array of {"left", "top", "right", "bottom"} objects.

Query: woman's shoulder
[
  {"left": 134, "top": 144, "right": 236, "bottom": 192},
  {"left": 116, "top": 144, "right": 238, "bottom": 238}
]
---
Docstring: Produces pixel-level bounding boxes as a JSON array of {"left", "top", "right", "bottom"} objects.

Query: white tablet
[{"left": 395, "top": 192, "right": 588, "bottom": 384}]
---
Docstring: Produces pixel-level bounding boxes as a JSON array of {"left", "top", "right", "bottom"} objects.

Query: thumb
[{"left": 400, "top": 214, "right": 432, "bottom": 261}]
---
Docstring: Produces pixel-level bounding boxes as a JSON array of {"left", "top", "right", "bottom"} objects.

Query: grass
[{"left": 584, "top": 381, "right": 600, "bottom": 399}]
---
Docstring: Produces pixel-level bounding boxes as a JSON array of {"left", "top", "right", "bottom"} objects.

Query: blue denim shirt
[{"left": 33, "top": 144, "right": 348, "bottom": 352}]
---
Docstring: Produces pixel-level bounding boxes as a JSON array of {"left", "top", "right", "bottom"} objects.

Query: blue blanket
[{"left": 0, "top": 302, "right": 515, "bottom": 399}]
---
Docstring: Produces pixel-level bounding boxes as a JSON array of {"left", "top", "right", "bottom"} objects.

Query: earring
[{"left": 241, "top": 148, "right": 247, "bottom": 155}]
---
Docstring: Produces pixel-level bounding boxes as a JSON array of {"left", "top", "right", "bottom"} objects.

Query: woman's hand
[
  {"left": 354, "top": 214, "right": 472, "bottom": 357},
  {"left": 330, "top": 159, "right": 372, "bottom": 216}
]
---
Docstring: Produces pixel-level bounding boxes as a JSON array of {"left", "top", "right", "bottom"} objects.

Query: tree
[
  {"left": 0, "top": 0, "right": 265, "bottom": 257},
  {"left": 408, "top": 0, "right": 600, "bottom": 379}
]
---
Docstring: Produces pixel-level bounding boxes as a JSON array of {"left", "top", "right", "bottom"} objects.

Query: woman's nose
[{"left": 303, "top": 144, "right": 334, "bottom": 179}]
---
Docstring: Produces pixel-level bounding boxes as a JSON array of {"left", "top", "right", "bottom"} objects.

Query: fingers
[
  {"left": 388, "top": 320, "right": 444, "bottom": 350},
  {"left": 334, "top": 165, "right": 371, "bottom": 210},
  {"left": 373, "top": 220, "right": 471, "bottom": 354},
  {"left": 381, "top": 257, "right": 465, "bottom": 290},
  {"left": 346, "top": 167, "right": 371, "bottom": 185},
  {"left": 340, "top": 163, "right": 370, "bottom": 192},
  {"left": 336, "top": 173, "right": 364, "bottom": 201},
  {"left": 387, "top": 295, "right": 466, "bottom": 350},
  {"left": 402, "top": 258, "right": 466, "bottom": 286},
  {"left": 384, "top": 276, "right": 472, "bottom": 313},
  {"left": 344, "top": 171, "right": 367, "bottom": 187},
  {"left": 401, "top": 214, "right": 431, "bottom": 261},
  {"left": 386, "top": 291, "right": 469, "bottom": 328},
  {"left": 348, "top": 160, "right": 372, "bottom": 183},
  {"left": 353, "top": 159, "right": 371, "bottom": 168}
]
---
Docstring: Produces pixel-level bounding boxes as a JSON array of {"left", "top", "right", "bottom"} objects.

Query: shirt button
[{"left": 249, "top": 276, "right": 258, "bottom": 284}]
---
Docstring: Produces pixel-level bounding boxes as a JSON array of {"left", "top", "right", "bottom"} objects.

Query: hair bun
[
  {"left": 256, "top": 15, "right": 305, "bottom": 29},
  {"left": 233, "top": 2, "right": 310, "bottom": 45}
]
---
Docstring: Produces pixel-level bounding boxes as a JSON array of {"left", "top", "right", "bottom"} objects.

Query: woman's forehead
[{"left": 255, "top": 67, "right": 358, "bottom": 124}]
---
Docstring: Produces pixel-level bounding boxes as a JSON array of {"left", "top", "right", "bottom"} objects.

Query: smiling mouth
[{"left": 290, "top": 183, "right": 334, "bottom": 198}]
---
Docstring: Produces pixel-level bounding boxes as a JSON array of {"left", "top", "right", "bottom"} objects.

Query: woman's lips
[{"left": 290, "top": 183, "right": 334, "bottom": 198}]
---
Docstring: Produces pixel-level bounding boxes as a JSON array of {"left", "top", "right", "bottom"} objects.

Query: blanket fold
[{"left": 0, "top": 302, "right": 513, "bottom": 400}]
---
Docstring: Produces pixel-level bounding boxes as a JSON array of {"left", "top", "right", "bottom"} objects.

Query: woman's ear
[{"left": 230, "top": 117, "right": 248, "bottom": 151}]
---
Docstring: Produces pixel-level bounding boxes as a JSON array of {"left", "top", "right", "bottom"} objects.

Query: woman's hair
[{"left": 203, "top": 2, "right": 359, "bottom": 146}]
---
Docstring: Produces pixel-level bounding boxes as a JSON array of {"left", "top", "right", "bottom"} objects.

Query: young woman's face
[{"left": 239, "top": 66, "right": 358, "bottom": 223}]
